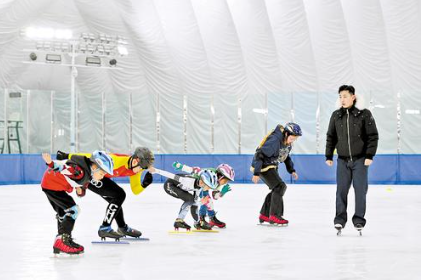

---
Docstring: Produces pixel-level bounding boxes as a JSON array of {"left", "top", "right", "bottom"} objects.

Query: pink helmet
[{"left": 216, "top": 164, "right": 235, "bottom": 181}]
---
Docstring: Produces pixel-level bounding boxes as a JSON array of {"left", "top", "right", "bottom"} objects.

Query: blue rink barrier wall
[{"left": 0, "top": 154, "right": 420, "bottom": 185}]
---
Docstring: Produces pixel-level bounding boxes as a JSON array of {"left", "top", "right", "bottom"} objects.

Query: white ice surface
[{"left": 0, "top": 184, "right": 420, "bottom": 280}]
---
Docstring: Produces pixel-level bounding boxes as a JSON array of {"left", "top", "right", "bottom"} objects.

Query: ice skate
[
  {"left": 98, "top": 225, "right": 125, "bottom": 241},
  {"left": 173, "top": 219, "right": 191, "bottom": 231},
  {"left": 209, "top": 215, "right": 226, "bottom": 228},
  {"left": 117, "top": 225, "right": 142, "bottom": 238},
  {"left": 259, "top": 214, "right": 270, "bottom": 224},
  {"left": 194, "top": 216, "right": 213, "bottom": 230},
  {"left": 269, "top": 215, "right": 289, "bottom": 226},
  {"left": 355, "top": 224, "right": 363, "bottom": 236},
  {"left": 53, "top": 233, "right": 84, "bottom": 255},
  {"left": 335, "top": 224, "right": 343, "bottom": 236}
]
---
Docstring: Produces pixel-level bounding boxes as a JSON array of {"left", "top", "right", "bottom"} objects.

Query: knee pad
[{"left": 64, "top": 205, "right": 80, "bottom": 220}]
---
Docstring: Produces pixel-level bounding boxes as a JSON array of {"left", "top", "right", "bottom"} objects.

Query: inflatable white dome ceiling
[{"left": 0, "top": 0, "right": 419, "bottom": 154}]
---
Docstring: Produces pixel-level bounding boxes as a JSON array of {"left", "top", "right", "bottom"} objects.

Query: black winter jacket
[
  {"left": 325, "top": 104, "right": 379, "bottom": 161},
  {"left": 251, "top": 124, "right": 295, "bottom": 176}
]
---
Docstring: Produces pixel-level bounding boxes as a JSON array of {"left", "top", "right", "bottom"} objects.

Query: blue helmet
[
  {"left": 199, "top": 169, "right": 218, "bottom": 189},
  {"left": 284, "top": 122, "right": 302, "bottom": 136},
  {"left": 90, "top": 150, "right": 114, "bottom": 175}
]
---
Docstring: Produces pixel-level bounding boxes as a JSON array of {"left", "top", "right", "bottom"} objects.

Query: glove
[
  {"left": 172, "top": 161, "right": 183, "bottom": 171},
  {"left": 192, "top": 167, "right": 201, "bottom": 175},
  {"left": 220, "top": 184, "right": 231, "bottom": 196},
  {"left": 56, "top": 150, "right": 69, "bottom": 160},
  {"left": 142, "top": 172, "right": 153, "bottom": 188}
]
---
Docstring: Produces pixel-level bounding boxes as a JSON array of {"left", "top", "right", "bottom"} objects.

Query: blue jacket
[{"left": 251, "top": 124, "right": 295, "bottom": 176}]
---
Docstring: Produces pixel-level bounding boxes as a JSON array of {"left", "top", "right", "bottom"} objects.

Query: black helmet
[
  {"left": 284, "top": 122, "right": 302, "bottom": 136},
  {"left": 133, "top": 147, "right": 155, "bottom": 169}
]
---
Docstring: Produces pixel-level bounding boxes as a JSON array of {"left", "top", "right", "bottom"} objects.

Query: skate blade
[
  {"left": 52, "top": 252, "right": 84, "bottom": 258},
  {"left": 121, "top": 237, "right": 150, "bottom": 241},
  {"left": 168, "top": 230, "right": 193, "bottom": 234},
  {"left": 91, "top": 240, "right": 130, "bottom": 244},
  {"left": 257, "top": 223, "right": 288, "bottom": 227},
  {"left": 191, "top": 229, "right": 219, "bottom": 233}
]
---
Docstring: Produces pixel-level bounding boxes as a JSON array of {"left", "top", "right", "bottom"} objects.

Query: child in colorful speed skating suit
[
  {"left": 149, "top": 167, "right": 219, "bottom": 231},
  {"left": 41, "top": 151, "right": 113, "bottom": 254},
  {"left": 56, "top": 147, "right": 155, "bottom": 240},
  {"left": 172, "top": 162, "right": 235, "bottom": 228}
]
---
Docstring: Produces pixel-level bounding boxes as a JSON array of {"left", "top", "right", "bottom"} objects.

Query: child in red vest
[{"left": 41, "top": 151, "right": 113, "bottom": 255}]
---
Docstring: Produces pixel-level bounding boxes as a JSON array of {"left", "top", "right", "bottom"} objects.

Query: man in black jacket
[
  {"left": 326, "top": 85, "right": 379, "bottom": 234},
  {"left": 251, "top": 123, "right": 302, "bottom": 226}
]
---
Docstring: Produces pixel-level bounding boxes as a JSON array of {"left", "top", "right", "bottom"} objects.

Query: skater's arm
[
  {"left": 150, "top": 167, "right": 177, "bottom": 180},
  {"left": 42, "top": 153, "right": 69, "bottom": 172},
  {"left": 284, "top": 155, "right": 295, "bottom": 174},
  {"left": 363, "top": 110, "right": 379, "bottom": 161},
  {"left": 325, "top": 113, "right": 338, "bottom": 161},
  {"left": 150, "top": 167, "right": 196, "bottom": 191},
  {"left": 212, "top": 184, "right": 231, "bottom": 200},
  {"left": 172, "top": 161, "right": 202, "bottom": 176}
]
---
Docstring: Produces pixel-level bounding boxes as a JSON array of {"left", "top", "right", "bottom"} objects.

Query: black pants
[
  {"left": 88, "top": 177, "right": 127, "bottom": 228},
  {"left": 163, "top": 179, "right": 198, "bottom": 221},
  {"left": 43, "top": 189, "right": 77, "bottom": 235},
  {"left": 259, "top": 168, "right": 287, "bottom": 218},
  {"left": 335, "top": 157, "right": 369, "bottom": 227}
]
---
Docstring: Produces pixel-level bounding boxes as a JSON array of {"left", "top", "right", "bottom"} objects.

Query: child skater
[
  {"left": 56, "top": 147, "right": 155, "bottom": 240},
  {"left": 251, "top": 123, "right": 302, "bottom": 226},
  {"left": 172, "top": 162, "right": 235, "bottom": 228},
  {"left": 41, "top": 151, "right": 113, "bottom": 254},
  {"left": 149, "top": 167, "right": 218, "bottom": 231}
]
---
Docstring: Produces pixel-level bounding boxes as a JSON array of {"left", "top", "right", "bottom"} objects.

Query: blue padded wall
[{"left": 0, "top": 154, "right": 420, "bottom": 185}]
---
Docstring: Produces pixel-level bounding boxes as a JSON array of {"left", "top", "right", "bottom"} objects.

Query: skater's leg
[
  {"left": 43, "top": 189, "right": 83, "bottom": 253},
  {"left": 335, "top": 158, "right": 352, "bottom": 227},
  {"left": 260, "top": 192, "right": 272, "bottom": 217},
  {"left": 43, "top": 189, "right": 78, "bottom": 235},
  {"left": 199, "top": 190, "right": 214, "bottom": 217},
  {"left": 88, "top": 177, "right": 126, "bottom": 227},
  {"left": 114, "top": 208, "right": 126, "bottom": 228},
  {"left": 351, "top": 158, "right": 368, "bottom": 227},
  {"left": 178, "top": 201, "right": 194, "bottom": 220},
  {"left": 269, "top": 182, "right": 287, "bottom": 217},
  {"left": 164, "top": 179, "right": 196, "bottom": 222},
  {"left": 260, "top": 169, "right": 286, "bottom": 217},
  {"left": 190, "top": 203, "right": 199, "bottom": 222}
]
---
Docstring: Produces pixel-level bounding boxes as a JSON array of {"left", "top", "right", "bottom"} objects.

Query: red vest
[{"left": 41, "top": 169, "right": 73, "bottom": 193}]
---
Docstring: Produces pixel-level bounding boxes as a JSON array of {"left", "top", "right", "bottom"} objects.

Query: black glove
[
  {"left": 142, "top": 172, "right": 153, "bottom": 188},
  {"left": 56, "top": 150, "right": 70, "bottom": 160}
]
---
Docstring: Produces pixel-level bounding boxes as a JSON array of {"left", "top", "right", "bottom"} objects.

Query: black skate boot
[
  {"left": 335, "top": 223, "right": 343, "bottom": 236},
  {"left": 174, "top": 219, "right": 191, "bottom": 231},
  {"left": 194, "top": 216, "right": 213, "bottom": 230},
  {"left": 98, "top": 225, "right": 125, "bottom": 241},
  {"left": 53, "top": 233, "right": 84, "bottom": 255},
  {"left": 117, "top": 225, "right": 142, "bottom": 238},
  {"left": 209, "top": 215, "right": 226, "bottom": 228},
  {"left": 355, "top": 224, "right": 363, "bottom": 236}
]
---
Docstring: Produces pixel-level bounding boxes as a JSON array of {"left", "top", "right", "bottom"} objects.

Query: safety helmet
[
  {"left": 284, "top": 122, "right": 302, "bottom": 136},
  {"left": 90, "top": 150, "right": 114, "bottom": 175},
  {"left": 199, "top": 169, "right": 218, "bottom": 189},
  {"left": 133, "top": 147, "right": 155, "bottom": 169},
  {"left": 216, "top": 164, "right": 235, "bottom": 181}
]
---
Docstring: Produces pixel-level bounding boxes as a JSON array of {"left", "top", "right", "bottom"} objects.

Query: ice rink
[{"left": 0, "top": 183, "right": 420, "bottom": 280}]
